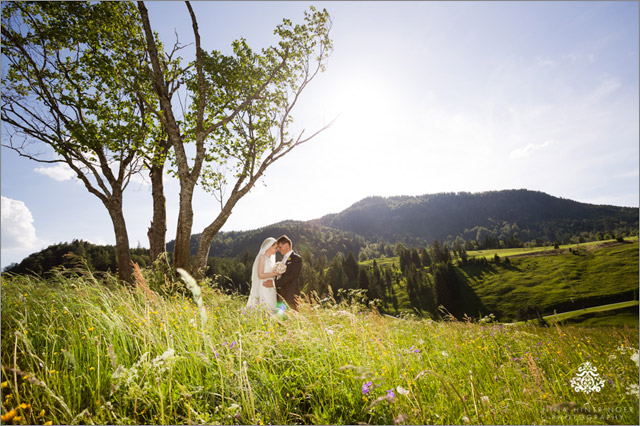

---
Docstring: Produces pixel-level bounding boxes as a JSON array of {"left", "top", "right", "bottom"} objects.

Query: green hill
[
  {"left": 369, "top": 239, "right": 639, "bottom": 323},
  {"left": 456, "top": 240, "right": 639, "bottom": 321},
  {"left": 313, "top": 189, "right": 638, "bottom": 247},
  {"left": 175, "top": 189, "right": 637, "bottom": 258}
]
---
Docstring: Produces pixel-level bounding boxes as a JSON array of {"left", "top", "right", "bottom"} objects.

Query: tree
[
  {"left": 1, "top": 2, "right": 156, "bottom": 283},
  {"left": 343, "top": 252, "right": 359, "bottom": 290},
  {"left": 137, "top": 2, "right": 334, "bottom": 276},
  {"left": 433, "top": 262, "right": 460, "bottom": 318}
]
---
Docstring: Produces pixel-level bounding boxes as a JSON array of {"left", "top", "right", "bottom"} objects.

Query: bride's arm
[{"left": 257, "top": 256, "right": 278, "bottom": 280}]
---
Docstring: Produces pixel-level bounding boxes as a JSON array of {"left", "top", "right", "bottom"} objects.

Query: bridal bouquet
[{"left": 273, "top": 261, "right": 287, "bottom": 274}]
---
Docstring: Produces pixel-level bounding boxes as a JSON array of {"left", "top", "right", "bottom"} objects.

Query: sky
[{"left": 2, "top": 1, "right": 639, "bottom": 268}]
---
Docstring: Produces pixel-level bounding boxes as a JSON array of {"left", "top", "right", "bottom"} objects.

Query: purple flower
[
  {"left": 362, "top": 381, "right": 373, "bottom": 394},
  {"left": 386, "top": 389, "right": 396, "bottom": 400},
  {"left": 230, "top": 341, "right": 237, "bottom": 350}
]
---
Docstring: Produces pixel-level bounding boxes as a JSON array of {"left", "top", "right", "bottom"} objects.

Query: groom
[{"left": 275, "top": 235, "right": 302, "bottom": 310}]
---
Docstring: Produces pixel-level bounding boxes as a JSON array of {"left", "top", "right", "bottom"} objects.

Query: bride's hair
[{"left": 277, "top": 235, "right": 292, "bottom": 247}]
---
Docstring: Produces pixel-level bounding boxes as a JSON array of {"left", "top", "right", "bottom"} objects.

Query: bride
[{"left": 246, "top": 237, "right": 281, "bottom": 312}]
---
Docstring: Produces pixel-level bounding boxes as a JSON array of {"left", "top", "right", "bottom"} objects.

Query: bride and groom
[{"left": 247, "top": 235, "right": 302, "bottom": 312}]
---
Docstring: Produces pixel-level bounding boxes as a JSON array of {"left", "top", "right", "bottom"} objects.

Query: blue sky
[{"left": 2, "top": 1, "right": 638, "bottom": 268}]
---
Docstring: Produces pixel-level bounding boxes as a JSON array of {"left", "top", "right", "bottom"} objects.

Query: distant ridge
[
  {"left": 7, "top": 189, "right": 638, "bottom": 275},
  {"left": 178, "top": 189, "right": 638, "bottom": 257}
]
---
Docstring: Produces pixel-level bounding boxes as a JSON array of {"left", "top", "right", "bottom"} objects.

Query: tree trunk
[
  {"left": 105, "top": 197, "right": 134, "bottom": 284},
  {"left": 147, "top": 162, "right": 167, "bottom": 262},
  {"left": 192, "top": 209, "right": 231, "bottom": 278},
  {"left": 192, "top": 188, "right": 250, "bottom": 278},
  {"left": 173, "top": 186, "right": 196, "bottom": 273}
]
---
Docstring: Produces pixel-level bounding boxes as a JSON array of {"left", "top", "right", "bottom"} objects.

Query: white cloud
[
  {"left": 1, "top": 196, "right": 45, "bottom": 251},
  {"left": 34, "top": 163, "right": 76, "bottom": 181},
  {"left": 509, "top": 140, "right": 552, "bottom": 160}
]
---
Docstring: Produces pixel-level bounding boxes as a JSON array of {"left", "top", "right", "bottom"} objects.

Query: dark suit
[{"left": 276, "top": 251, "right": 302, "bottom": 310}]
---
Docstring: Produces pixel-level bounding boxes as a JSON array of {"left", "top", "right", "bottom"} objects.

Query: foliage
[
  {"left": 1, "top": 272, "right": 639, "bottom": 425},
  {"left": 1, "top": 1, "right": 159, "bottom": 283},
  {"left": 314, "top": 189, "right": 639, "bottom": 248}
]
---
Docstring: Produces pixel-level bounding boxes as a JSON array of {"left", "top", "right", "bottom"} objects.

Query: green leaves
[{"left": 188, "top": 7, "right": 333, "bottom": 195}]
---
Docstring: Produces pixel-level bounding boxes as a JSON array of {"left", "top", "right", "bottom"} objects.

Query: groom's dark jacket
[{"left": 276, "top": 251, "right": 302, "bottom": 310}]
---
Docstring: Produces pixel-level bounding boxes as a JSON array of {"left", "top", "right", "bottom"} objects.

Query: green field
[
  {"left": 1, "top": 272, "right": 639, "bottom": 425},
  {"left": 466, "top": 238, "right": 639, "bottom": 259},
  {"left": 458, "top": 240, "right": 639, "bottom": 322},
  {"left": 511, "top": 301, "right": 639, "bottom": 326},
  {"left": 361, "top": 239, "right": 639, "bottom": 324}
]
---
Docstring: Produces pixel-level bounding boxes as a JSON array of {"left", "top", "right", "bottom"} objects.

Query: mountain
[
  {"left": 167, "top": 220, "right": 370, "bottom": 260},
  {"left": 6, "top": 189, "right": 637, "bottom": 276},
  {"left": 310, "top": 189, "right": 638, "bottom": 246},
  {"left": 180, "top": 189, "right": 637, "bottom": 257}
]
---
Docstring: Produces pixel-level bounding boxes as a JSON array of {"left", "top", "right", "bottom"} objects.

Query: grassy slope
[
  {"left": 1, "top": 273, "right": 639, "bottom": 425},
  {"left": 361, "top": 239, "right": 639, "bottom": 323},
  {"left": 459, "top": 241, "right": 639, "bottom": 321}
]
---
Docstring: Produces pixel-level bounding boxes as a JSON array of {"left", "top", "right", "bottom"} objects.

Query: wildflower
[
  {"left": 38, "top": 410, "right": 45, "bottom": 418},
  {"left": 44, "top": 421, "right": 53, "bottom": 425},
  {"left": 327, "top": 329, "right": 334, "bottom": 335},
  {"left": 88, "top": 327, "right": 94, "bottom": 332},
  {"left": 18, "top": 403, "right": 30, "bottom": 410},
  {"left": 230, "top": 341, "right": 237, "bottom": 350},
  {"left": 1, "top": 409, "right": 16, "bottom": 422},
  {"left": 362, "top": 381, "right": 373, "bottom": 394},
  {"left": 631, "top": 351, "right": 639, "bottom": 367},
  {"left": 441, "top": 351, "right": 449, "bottom": 357},
  {"left": 396, "top": 385, "right": 410, "bottom": 396},
  {"left": 626, "top": 383, "right": 639, "bottom": 397},
  {"left": 386, "top": 389, "right": 396, "bottom": 400},
  {"left": 0, "top": 381, "right": 7, "bottom": 389},
  {"left": 462, "top": 415, "right": 470, "bottom": 424}
]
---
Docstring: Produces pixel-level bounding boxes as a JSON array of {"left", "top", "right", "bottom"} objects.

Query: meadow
[
  {"left": 1, "top": 267, "right": 639, "bottom": 425},
  {"left": 360, "top": 239, "right": 639, "bottom": 324}
]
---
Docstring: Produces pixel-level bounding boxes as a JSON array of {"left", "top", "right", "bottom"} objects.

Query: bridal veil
[{"left": 246, "top": 237, "right": 277, "bottom": 308}]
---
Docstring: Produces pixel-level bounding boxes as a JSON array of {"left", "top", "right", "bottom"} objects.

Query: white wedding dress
[{"left": 247, "top": 238, "right": 278, "bottom": 313}]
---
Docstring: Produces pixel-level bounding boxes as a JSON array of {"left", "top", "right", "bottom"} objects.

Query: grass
[
  {"left": 458, "top": 241, "right": 639, "bottom": 321},
  {"left": 467, "top": 237, "right": 640, "bottom": 260},
  {"left": 510, "top": 301, "right": 639, "bottom": 326},
  {"left": 1, "top": 269, "right": 639, "bottom": 425},
  {"left": 360, "top": 239, "right": 638, "bottom": 324}
]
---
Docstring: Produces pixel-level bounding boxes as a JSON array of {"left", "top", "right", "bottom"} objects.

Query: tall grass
[{"left": 1, "top": 269, "right": 638, "bottom": 425}]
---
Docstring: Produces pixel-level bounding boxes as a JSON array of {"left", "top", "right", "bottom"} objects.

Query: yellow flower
[
  {"left": 19, "top": 403, "right": 30, "bottom": 410},
  {"left": 88, "top": 327, "right": 94, "bottom": 332},
  {"left": 38, "top": 410, "right": 45, "bottom": 418},
  {"left": 44, "top": 421, "right": 53, "bottom": 425},
  {"left": 49, "top": 370, "right": 56, "bottom": 374},
  {"left": 1, "top": 409, "right": 16, "bottom": 422},
  {"left": 89, "top": 367, "right": 95, "bottom": 371},
  {"left": 1, "top": 381, "right": 7, "bottom": 388}
]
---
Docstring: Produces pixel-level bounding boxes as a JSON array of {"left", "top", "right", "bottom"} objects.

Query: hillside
[
  {"left": 312, "top": 189, "right": 638, "bottom": 246},
  {"left": 167, "top": 220, "right": 371, "bottom": 260},
  {"left": 360, "top": 239, "right": 639, "bottom": 323},
  {"left": 6, "top": 189, "right": 637, "bottom": 278},
  {"left": 183, "top": 189, "right": 637, "bottom": 257}
]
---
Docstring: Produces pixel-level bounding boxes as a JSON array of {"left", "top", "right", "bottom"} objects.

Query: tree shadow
[{"left": 455, "top": 270, "right": 491, "bottom": 319}]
